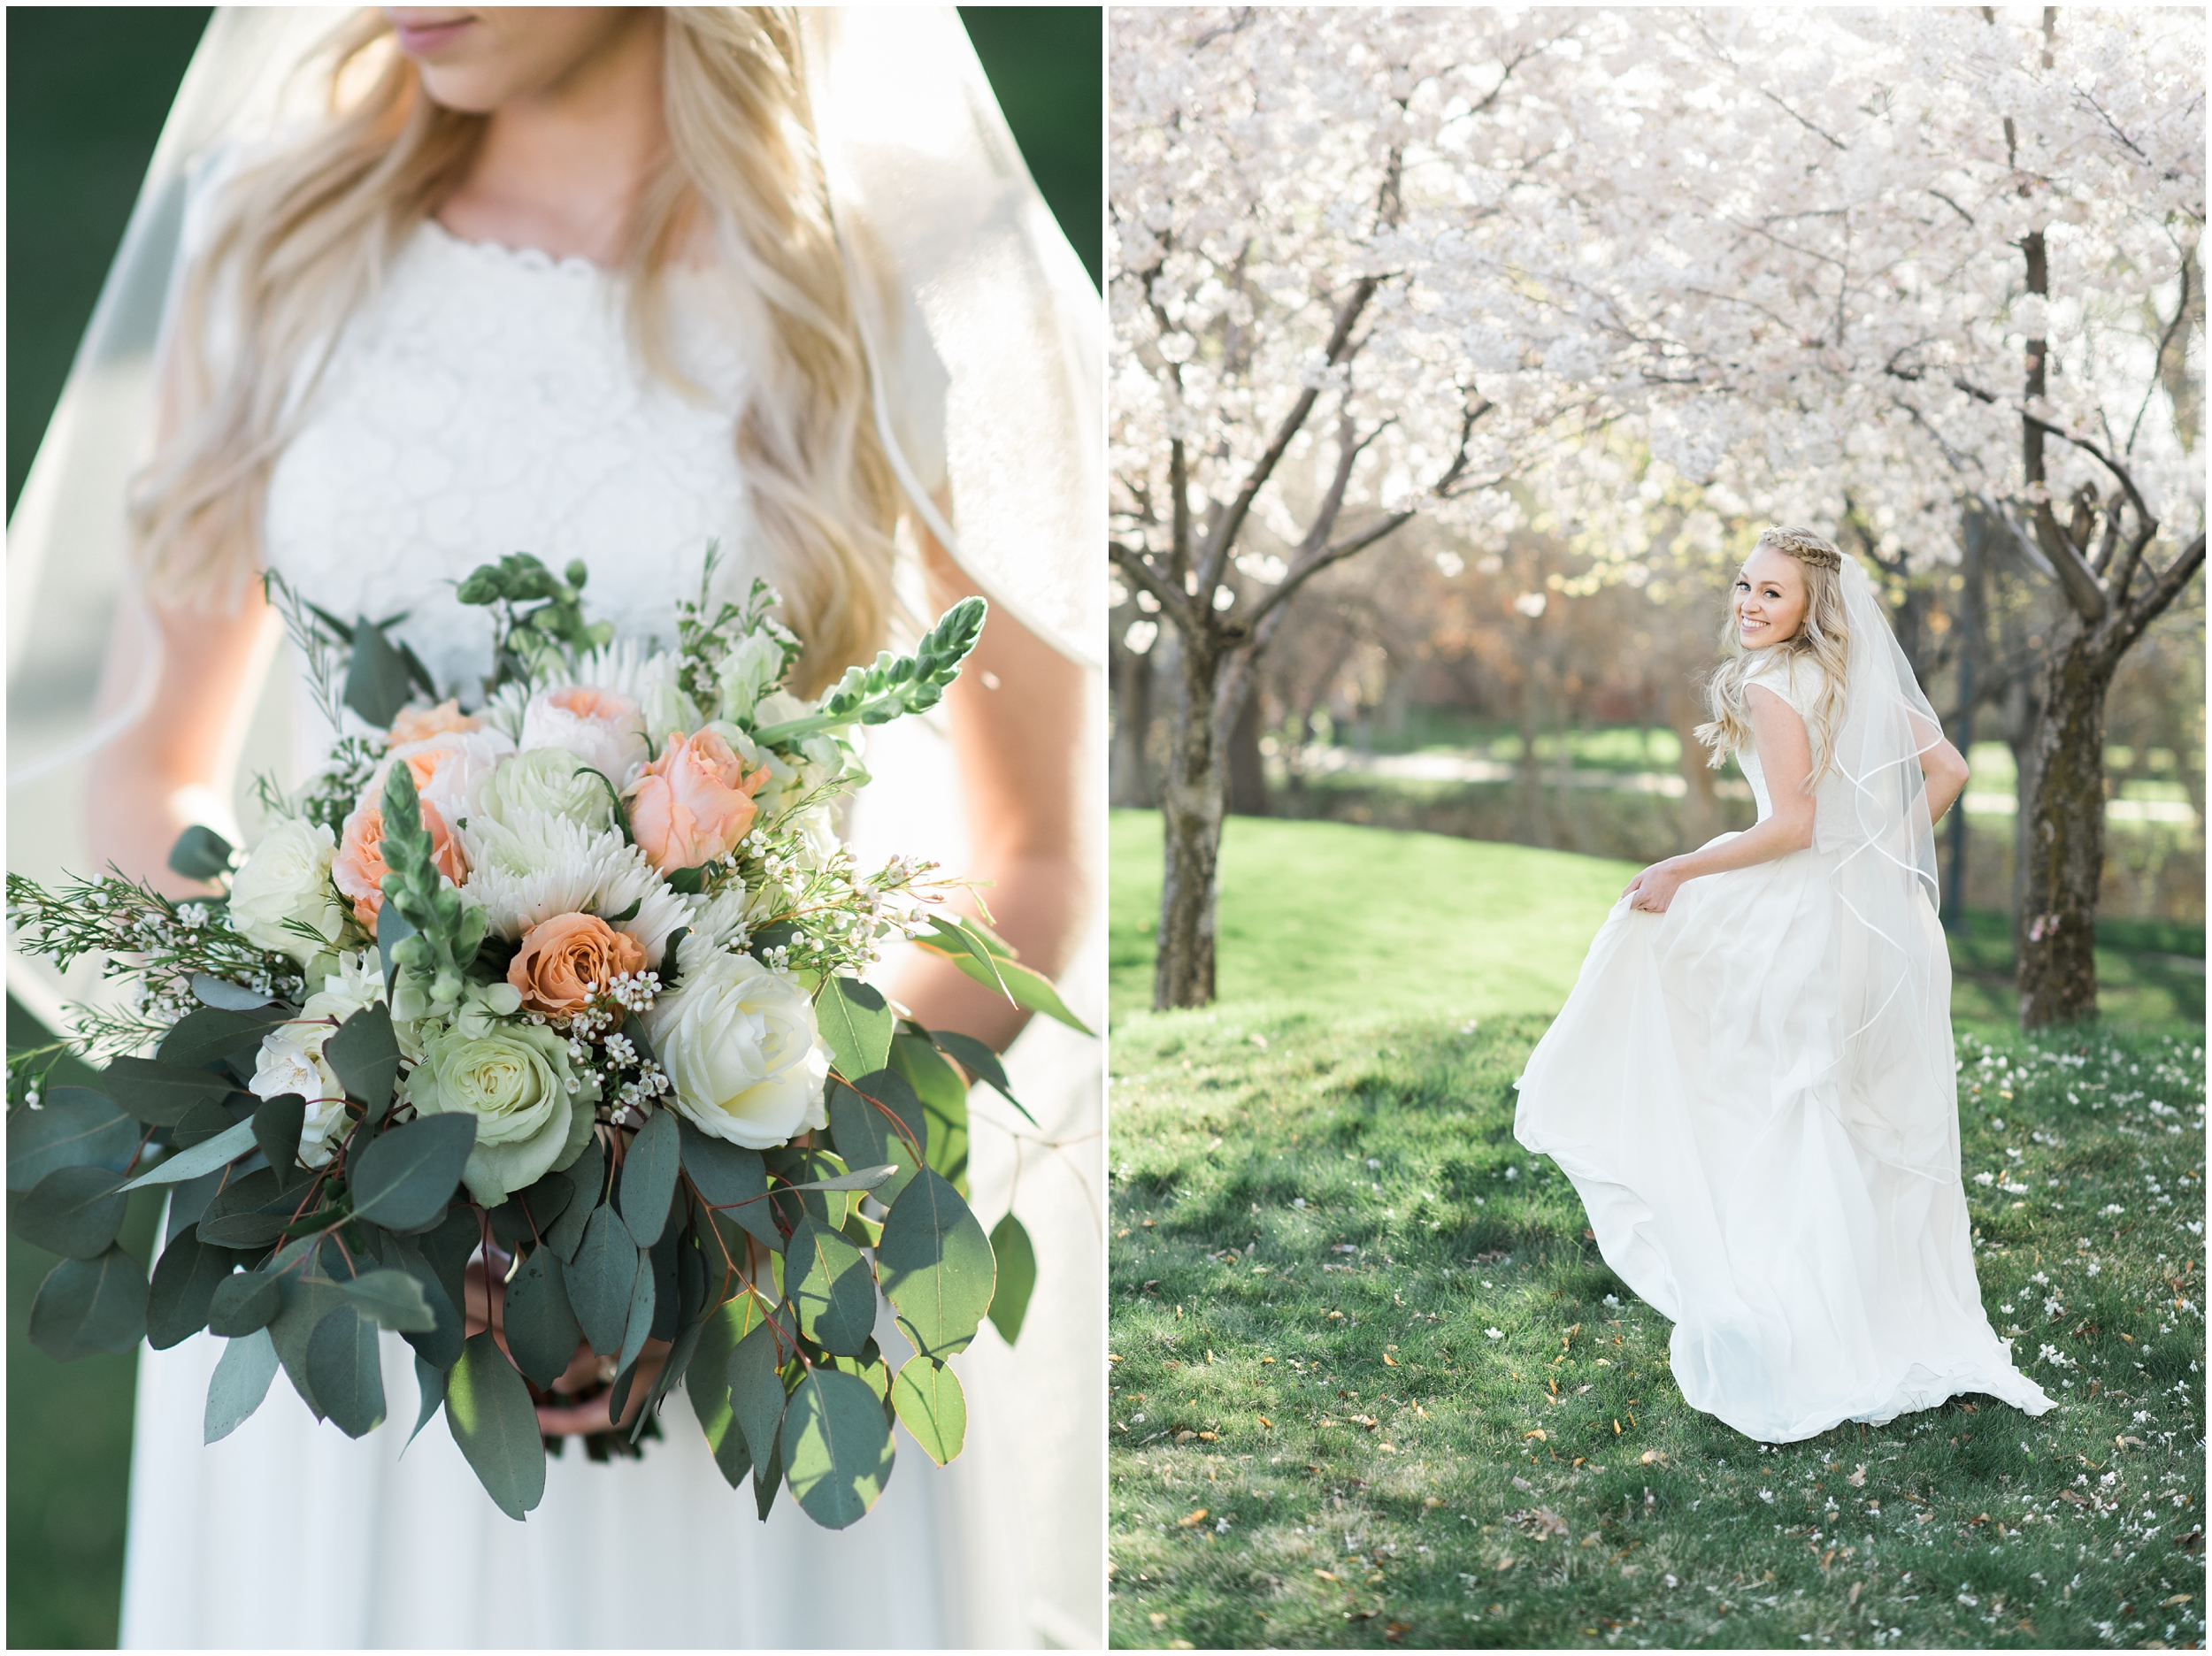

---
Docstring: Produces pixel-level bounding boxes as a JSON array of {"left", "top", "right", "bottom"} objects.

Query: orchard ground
[{"left": 1107, "top": 811, "right": 2206, "bottom": 1649}]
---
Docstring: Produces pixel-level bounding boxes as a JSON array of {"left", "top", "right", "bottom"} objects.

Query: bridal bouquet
[{"left": 7, "top": 552, "right": 1084, "bottom": 1529}]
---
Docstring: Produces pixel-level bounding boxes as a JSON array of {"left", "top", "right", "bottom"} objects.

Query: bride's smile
[{"left": 1732, "top": 543, "right": 1809, "bottom": 648}]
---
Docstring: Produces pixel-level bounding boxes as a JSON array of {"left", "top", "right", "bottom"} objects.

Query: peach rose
[
  {"left": 388, "top": 699, "right": 480, "bottom": 745},
  {"left": 623, "top": 729, "right": 769, "bottom": 875},
  {"left": 332, "top": 796, "right": 469, "bottom": 927},
  {"left": 506, "top": 912, "right": 649, "bottom": 1018}
]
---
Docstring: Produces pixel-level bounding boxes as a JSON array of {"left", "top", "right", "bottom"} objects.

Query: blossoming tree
[
  {"left": 1110, "top": 6, "right": 1603, "bottom": 1008},
  {"left": 1406, "top": 5, "right": 2203, "bottom": 1026}
]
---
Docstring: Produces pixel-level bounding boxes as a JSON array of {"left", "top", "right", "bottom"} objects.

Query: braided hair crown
[{"left": 1756, "top": 525, "right": 1843, "bottom": 570}]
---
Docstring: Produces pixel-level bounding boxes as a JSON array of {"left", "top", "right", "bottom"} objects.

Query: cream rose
[
  {"left": 472, "top": 747, "right": 619, "bottom": 832},
  {"left": 405, "top": 1021, "right": 595, "bottom": 1206},
  {"left": 228, "top": 817, "right": 348, "bottom": 965},
  {"left": 519, "top": 684, "right": 649, "bottom": 789},
  {"left": 648, "top": 953, "right": 829, "bottom": 1149}
]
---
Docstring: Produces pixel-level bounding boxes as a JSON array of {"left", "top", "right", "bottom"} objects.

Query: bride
[
  {"left": 1514, "top": 525, "right": 2053, "bottom": 1446},
  {"left": 12, "top": 6, "right": 1099, "bottom": 1646}
]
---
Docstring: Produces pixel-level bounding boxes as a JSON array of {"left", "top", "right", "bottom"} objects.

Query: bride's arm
[
  {"left": 879, "top": 533, "right": 1090, "bottom": 1050},
  {"left": 85, "top": 570, "right": 281, "bottom": 897},
  {"left": 1624, "top": 686, "right": 1814, "bottom": 913},
  {"left": 1910, "top": 707, "right": 1970, "bottom": 826}
]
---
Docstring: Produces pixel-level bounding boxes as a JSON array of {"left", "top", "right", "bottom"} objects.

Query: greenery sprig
[
  {"left": 377, "top": 763, "right": 486, "bottom": 1004},
  {"left": 752, "top": 596, "right": 988, "bottom": 744},
  {"left": 456, "top": 553, "right": 614, "bottom": 697}
]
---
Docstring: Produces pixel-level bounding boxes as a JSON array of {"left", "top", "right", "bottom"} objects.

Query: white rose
[
  {"left": 519, "top": 684, "right": 649, "bottom": 788},
  {"left": 249, "top": 1028, "right": 351, "bottom": 1169},
  {"left": 228, "top": 817, "right": 347, "bottom": 965},
  {"left": 649, "top": 953, "right": 830, "bottom": 1149},
  {"left": 717, "top": 633, "right": 787, "bottom": 724}
]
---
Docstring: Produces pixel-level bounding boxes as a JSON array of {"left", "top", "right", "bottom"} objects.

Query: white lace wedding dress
[
  {"left": 117, "top": 221, "right": 1101, "bottom": 1648},
  {"left": 1513, "top": 651, "right": 2052, "bottom": 1445}
]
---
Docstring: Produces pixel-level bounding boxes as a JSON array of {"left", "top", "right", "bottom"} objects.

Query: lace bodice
[
  {"left": 263, "top": 222, "right": 761, "bottom": 702},
  {"left": 1738, "top": 650, "right": 1815, "bottom": 822}
]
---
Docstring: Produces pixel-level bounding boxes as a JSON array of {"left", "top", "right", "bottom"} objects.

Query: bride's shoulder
[{"left": 1744, "top": 648, "right": 1820, "bottom": 716}]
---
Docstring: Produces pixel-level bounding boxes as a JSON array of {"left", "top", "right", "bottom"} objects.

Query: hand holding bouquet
[{"left": 7, "top": 552, "right": 1086, "bottom": 1528}]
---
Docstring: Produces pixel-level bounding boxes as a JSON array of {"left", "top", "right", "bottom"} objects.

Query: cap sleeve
[{"left": 1744, "top": 651, "right": 1813, "bottom": 717}]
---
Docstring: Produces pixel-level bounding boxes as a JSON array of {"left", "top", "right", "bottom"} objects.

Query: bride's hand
[
  {"left": 462, "top": 1257, "right": 672, "bottom": 1435},
  {"left": 1624, "top": 858, "right": 1689, "bottom": 913}
]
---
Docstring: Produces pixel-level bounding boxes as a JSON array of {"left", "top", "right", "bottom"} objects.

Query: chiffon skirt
[{"left": 1513, "top": 834, "right": 2052, "bottom": 1444}]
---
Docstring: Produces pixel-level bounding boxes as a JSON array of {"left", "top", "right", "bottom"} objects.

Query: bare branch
[
  {"left": 2126, "top": 532, "right": 2206, "bottom": 637},
  {"left": 2125, "top": 254, "right": 2191, "bottom": 456},
  {"left": 1193, "top": 273, "right": 1382, "bottom": 597},
  {"left": 1108, "top": 541, "right": 1194, "bottom": 633}
]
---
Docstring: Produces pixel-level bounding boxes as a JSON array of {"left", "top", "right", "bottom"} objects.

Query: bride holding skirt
[{"left": 1514, "top": 526, "right": 2052, "bottom": 1445}]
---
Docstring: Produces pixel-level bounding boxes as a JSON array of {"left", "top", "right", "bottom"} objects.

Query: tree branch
[
  {"left": 1108, "top": 541, "right": 1194, "bottom": 634},
  {"left": 1193, "top": 273, "right": 1382, "bottom": 599},
  {"left": 2126, "top": 532, "right": 2206, "bottom": 638}
]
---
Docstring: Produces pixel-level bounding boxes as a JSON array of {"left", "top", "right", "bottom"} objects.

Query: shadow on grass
[{"left": 1108, "top": 1007, "right": 2206, "bottom": 1649}]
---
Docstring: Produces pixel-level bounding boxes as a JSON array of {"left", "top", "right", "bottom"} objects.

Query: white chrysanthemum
[
  {"left": 682, "top": 886, "right": 755, "bottom": 957},
  {"left": 459, "top": 810, "right": 688, "bottom": 963}
]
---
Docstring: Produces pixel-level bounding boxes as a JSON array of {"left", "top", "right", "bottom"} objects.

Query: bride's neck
[{"left": 437, "top": 14, "right": 669, "bottom": 271}]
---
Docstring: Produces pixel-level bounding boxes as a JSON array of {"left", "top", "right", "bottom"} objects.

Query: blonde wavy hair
[
  {"left": 131, "top": 6, "right": 899, "bottom": 695},
  {"left": 1694, "top": 525, "right": 1851, "bottom": 785}
]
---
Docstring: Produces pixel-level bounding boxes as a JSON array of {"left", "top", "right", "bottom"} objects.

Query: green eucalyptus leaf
[
  {"left": 923, "top": 1030, "right": 1036, "bottom": 1124},
  {"left": 782, "top": 1368, "right": 896, "bottom": 1530},
  {"left": 268, "top": 1273, "right": 351, "bottom": 1419},
  {"left": 28, "top": 1246, "right": 148, "bottom": 1360},
  {"left": 987, "top": 1212, "right": 1039, "bottom": 1346},
  {"left": 8, "top": 1087, "right": 139, "bottom": 1191},
  {"left": 208, "top": 1269, "right": 283, "bottom": 1338},
  {"left": 98, "top": 1059, "right": 234, "bottom": 1129},
  {"left": 878, "top": 1169, "right": 995, "bottom": 1361},
  {"left": 325, "top": 1004, "right": 401, "bottom": 1123},
  {"left": 189, "top": 974, "right": 273, "bottom": 1013},
  {"left": 503, "top": 1246, "right": 584, "bottom": 1388},
  {"left": 167, "top": 824, "right": 236, "bottom": 882},
  {"left": 825, "top": 1070, "right": 925, "bottom": 1206},
  {"left": 344, "top": 615, "right": 417, "bottom": 729},
  {"left": 890, "top": 1355, "right": 967, "bottom": 1466},
  {"left": 891, "top": 1034, "right": 969, "bottom": 1194},
  {"left": 12, "top": 1163, "right": 129, "bottom": 1259},
  {"left": 119, "top": 1116, "right": 257, "bottom": 1192},
  {"left": 726, "top": 1312, "right": 793, "bottom": 1476},
  {"left": 823, "top": 1338, "right": 891, "bottom": 1405},
  {"left": 204, "top": 1329, "right": 280, "bottom": 1444},
  {"left": 545, "top": 1136, "right": 603, "bottom": 1262},
  {"left": 349, "top": 1114, "right": 475, "bottom": 1231},
  {"left": 616, "top": 1245, "right": 657, "bottom": 1376},
  {"left": 447, "top": 1331, "right": 547, "bottom": 1520},
  {"left": 251, "top": 1093, "right": 308, "bottom": 1180},
  {"left": 687, "top": 1295, "right": 759, "bottom": 1487},
  {"left": 338, "top": 1267, "right": 438, "bottom": 1332},
  {"left": 406, "top": 1353, "right": 447, "bottom": 1453},
  {"left": 677, "top": 1120, "right": 778, "bottom": 1250},
  {"left": 785, "top": 1215, "right": 876, "bottom": 1358},
  {"left": 619, "top": 1108, "right": 680, "bottom": 1248},
  {"left": 568, "top": 1204, "right": 638, "bottom": 1356},
  {"left": 306, "top": 1305, "right": 388, "bottom": 1438},
  {"left": 146, "top": 1226, "right": 234, "bottom": 1348},
  {"left": 157, "top": 1005, "right": 289, "bottom": 1070},
  {"left": 816, "top": 976, "right": 893, "bottom": 1083}
]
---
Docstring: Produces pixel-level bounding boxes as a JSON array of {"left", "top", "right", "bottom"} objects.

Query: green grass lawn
[{"left": 1108, "top": 812, "right": 2207, "bottom": 1649}]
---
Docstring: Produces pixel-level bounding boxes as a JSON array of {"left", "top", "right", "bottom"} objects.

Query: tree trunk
[
  {"left": 1155, "top": 635, "right": 1227, "bottom": 1008},
  {"left": 2016, "top": 626, "right": 2117, "bottom": 1027},
  {"left": 1226, "top": 681, "right": 1270, "bottom": 816},
  {"left": 1109, "top": 637, "right": 1156, "bottom": 808},
  {"left": 1666, "top": 679, "right": 1723, "bottom": 848}
]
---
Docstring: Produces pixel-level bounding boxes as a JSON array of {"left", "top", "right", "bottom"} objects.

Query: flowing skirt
[{"left": 1513, "top": 835, "right": 2052, "bottom": 1444}]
